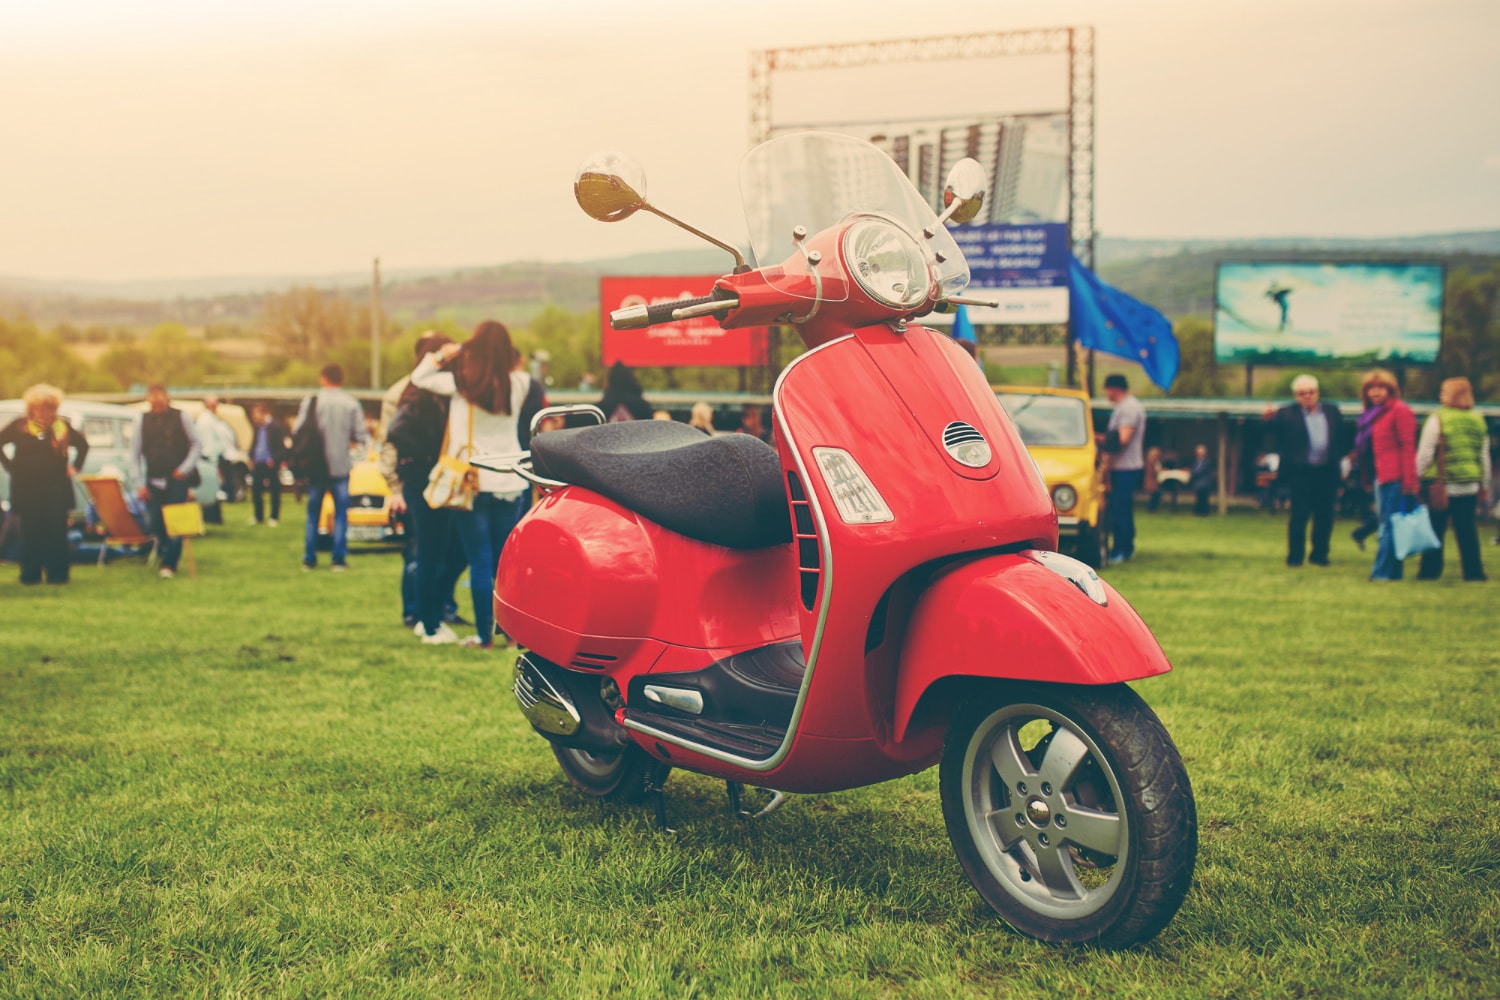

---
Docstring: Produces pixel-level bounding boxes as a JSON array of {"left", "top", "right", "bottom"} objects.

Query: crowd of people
[
  {"left": 1101, "top": 368, "right": 1492, "bottom": 582},
  {"left": 3, "top": 352, "right": 1493, "bottom": 607}
]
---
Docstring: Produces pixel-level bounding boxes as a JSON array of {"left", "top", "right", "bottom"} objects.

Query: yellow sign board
[{"left": 161, "top": 502, "right": 205, "bottom": 538}]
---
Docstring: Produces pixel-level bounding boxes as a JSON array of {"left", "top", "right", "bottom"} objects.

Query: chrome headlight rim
[
  {"left": 1051, "top": 484, "right": 1079, "bottom": 513},
  {"left": 841, "top": 217, "right": 933, "bottom": 310}
]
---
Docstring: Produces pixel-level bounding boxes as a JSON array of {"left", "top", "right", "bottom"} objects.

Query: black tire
[
  {"left": 939, "top": 682, "right": 1196, "bottom": 948},
  {"left": 1075, "top": 522, "right": 1106, "bottom": 569},
  {"left": 552, "top": 744, "right": 663, "bottom": 803}
]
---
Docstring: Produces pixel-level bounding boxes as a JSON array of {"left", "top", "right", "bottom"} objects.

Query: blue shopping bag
[{"left": 1391, "top": 501, "right": 1441, "bottom": 560}]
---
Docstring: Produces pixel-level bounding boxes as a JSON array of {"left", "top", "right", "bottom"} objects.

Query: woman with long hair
[
  {"left": 1415, "top": 376, "right": 1489, "bottom": 581},
  {"left": 0, "top": 384, "right": 89, "bottom": 584},
  {"left": 411, "top": 320, "right": 545, "bottom": 647},
  {"left": 598, "top": 361, "right": 652, "bottom": 422},
  {"left": 1355, "top": 369, "right": 1419, "bottom": 581}
]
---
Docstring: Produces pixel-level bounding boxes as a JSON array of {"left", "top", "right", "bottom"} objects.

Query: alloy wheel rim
[{"left": 962, "top": 702, "right": 1129, "bottom": 920}]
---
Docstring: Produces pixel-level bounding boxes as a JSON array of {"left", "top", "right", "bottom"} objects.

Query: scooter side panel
[
  {"left": 775, "top": 328, "right": 1057, "bottom": 743},
  {"left": 890, "top": 553, "right": 1173, "bottom": 742},
  {"left": 496, "top": 486, "right": 801, "bottom": 659}
]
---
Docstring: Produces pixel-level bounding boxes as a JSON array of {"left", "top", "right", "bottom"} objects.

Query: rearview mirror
[
  {"left": 574, "top": 151, "right": 649, "bottom": 222},
  {"left": 942, "top": 158, "right": 987, "bottom": 225}
]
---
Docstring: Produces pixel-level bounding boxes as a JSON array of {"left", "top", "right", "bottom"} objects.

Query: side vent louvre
[
  {"left": 787, "top": 471, "right": 821, "bottom": 611},
  {"left": 942, "top": 421, "right": 985, "bottom": 447}
]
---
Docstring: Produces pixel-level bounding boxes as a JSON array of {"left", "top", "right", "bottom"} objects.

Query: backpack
[{"left": 289, "top": 396, "right": 330, "bottom": 486}]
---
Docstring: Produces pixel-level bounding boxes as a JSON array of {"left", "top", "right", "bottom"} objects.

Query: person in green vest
[{"left": 1415, "top": 376, "right": 1490, "bottom": 582}]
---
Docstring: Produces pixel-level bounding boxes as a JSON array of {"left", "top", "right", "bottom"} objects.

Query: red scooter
[{"left": 480, "top": 131, "right": 1196, "bottom": 948}]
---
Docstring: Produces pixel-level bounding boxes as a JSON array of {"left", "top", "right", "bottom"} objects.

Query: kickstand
[
  {"left": 645, "top": 765, "right": 675, "bottom": 833},
  {"left": 729, "top": 784, "right": 787, "bottom": 820}
]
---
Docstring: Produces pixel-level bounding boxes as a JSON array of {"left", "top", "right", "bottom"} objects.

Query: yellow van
[{"left": 995, "top": 385, "right": 1107, "bottom": 568}]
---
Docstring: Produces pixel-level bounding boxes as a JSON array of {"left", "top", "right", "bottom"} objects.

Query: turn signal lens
[{"left": 811, "top": 447, "right": 894, "bottom": 525}]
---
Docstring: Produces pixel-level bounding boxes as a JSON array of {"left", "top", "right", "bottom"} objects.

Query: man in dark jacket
[
  {"left": 1263, "top": 374, "right": 1345, "bottom": 566},
  {"left": 130, "top": 384, "right": 202, "bottom": 579}
]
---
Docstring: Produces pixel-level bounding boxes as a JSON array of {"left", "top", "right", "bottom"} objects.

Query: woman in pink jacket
[{"left": 1354, "top": 369, "right": 1419, "bottom": 581}]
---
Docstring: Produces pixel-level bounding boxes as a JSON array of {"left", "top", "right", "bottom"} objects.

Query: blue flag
[
  {"left": 951, "top": 304, "right": 977, "bottom": 344},
  {"left": 1068, "top": 254, "right": 1178, "bottom": 392}
]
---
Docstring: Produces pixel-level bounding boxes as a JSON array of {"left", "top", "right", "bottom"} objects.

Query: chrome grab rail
[{"left": 529, "top": 404, "right": 606, "bottom": 437}]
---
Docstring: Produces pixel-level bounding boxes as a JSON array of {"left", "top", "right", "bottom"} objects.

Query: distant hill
[
  {"left": 1098, "top": 230, "right": 1500, "bottom": 319},
  {"left": 4, "top": 232, "right": 1496, "bottom": 330},
  {"left": 1098, "top": 230, "right": 1500, "bottom": 264}
]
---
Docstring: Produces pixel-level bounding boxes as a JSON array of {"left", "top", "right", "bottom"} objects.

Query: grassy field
[{"left": 1, "top": 509, "right": 1496, "bottom": 998}]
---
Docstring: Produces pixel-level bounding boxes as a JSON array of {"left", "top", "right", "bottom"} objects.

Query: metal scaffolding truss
[{"left": 749, "top": 26, "right": 1096, "bottom": 263}]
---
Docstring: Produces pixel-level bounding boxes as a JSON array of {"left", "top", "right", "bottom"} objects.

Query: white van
[{"left": 0, "top": 399, "right": 221, "bottom": 515}]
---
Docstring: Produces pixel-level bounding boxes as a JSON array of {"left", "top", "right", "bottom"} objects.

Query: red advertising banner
[{"left": 600, "top": 275, "right": 769, "bottom": 367}]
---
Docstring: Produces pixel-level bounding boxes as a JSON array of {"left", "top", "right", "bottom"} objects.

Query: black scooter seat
[{"left": 531, "top": 421, "right": 793, "bottom": 550}]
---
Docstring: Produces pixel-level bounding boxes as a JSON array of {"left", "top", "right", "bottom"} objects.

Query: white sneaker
[
  {"left": 247, "top": 516, "right": 260, "bottom": 526},
  {"left": 421, "top": 623, "right": 460, "bottom": 645},
  {"left": 413, "top": 621, "right": 427, "bottom": 638},
  {"left": 459, "top": 635, "right": 492, "bottom": 649},
  {"left": 331, "top": 564, "right": 348, "bottom": 574},
  {"left": 268, "top": 518, "right": 279, "bottom": 527},
  {"left": 159, "top": 568, "right": 174, "bottom": 579}
]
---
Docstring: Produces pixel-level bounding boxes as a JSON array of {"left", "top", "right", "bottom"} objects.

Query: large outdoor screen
[{"left": 1215, "top": 262, "right": 1444, "bottom": 365}]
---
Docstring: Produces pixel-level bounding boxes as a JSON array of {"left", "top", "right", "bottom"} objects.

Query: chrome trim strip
[
  {"left": 621, "top": 334, "right": 851, "bottom": 772},
  {"left": 643, "top": 685, "right": 705, "bottom": 715}
]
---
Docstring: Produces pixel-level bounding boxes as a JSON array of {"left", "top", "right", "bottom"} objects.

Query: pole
[
  {"left": 1216, "top": 412, "right": 1229, "bottom": 516},
  {"left": 370, "top": 257, "right": 382, "bottom": 390},
  {"left": 1244, "top": 363, "right": 1254, "bottom": 398}
]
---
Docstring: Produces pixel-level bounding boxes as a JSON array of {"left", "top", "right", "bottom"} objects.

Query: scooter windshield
[{"left": 739, "top": 131, "right": 971, "bottom": 301}]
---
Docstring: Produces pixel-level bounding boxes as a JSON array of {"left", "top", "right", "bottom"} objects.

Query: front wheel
[
  {"left": 939, "top": 682, "right": 1196, "bottom": 948},
  {"left": 552, "top": 744, "right": 664, "bottom": 803}
]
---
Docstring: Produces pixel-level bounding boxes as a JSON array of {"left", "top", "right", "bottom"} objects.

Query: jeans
[
  {"left": 1370, "top": 481, "right": 1406, "bottom": 580},
  {"left": 451, "top": 492, "right": 529, "bottom": 644},
  {"left": 402, "top": 479, "right": 466, "bottom": 624},
  {"left": 147, "top": 479, "right": 192, "bottom": 571},
  {"left": 303, "top": 477, "right": 350, "bottom": 566},
  {"left": 251, "top": 462, "right": 281, "bottom": 522},
  {"left": 1418, "top": 491, "right": 1486, "bottom": 581},
  {"left": 1108, "top": 469, "right": 1143, "bottom": 558}
]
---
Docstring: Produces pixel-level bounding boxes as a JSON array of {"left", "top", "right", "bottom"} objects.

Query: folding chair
[{"left": 79, "top": 475, "right": 156, "bottom": 567}]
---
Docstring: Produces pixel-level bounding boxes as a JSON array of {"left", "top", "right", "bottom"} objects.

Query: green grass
[{"left": 1, "top": 511, "right": 1496, "bottom": 997}]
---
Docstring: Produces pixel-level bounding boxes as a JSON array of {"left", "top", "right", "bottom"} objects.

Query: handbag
[
  {"left": 1427, "top": 423, "right": 1449, "bottom": 513},
  {"left": 1391, "top": 500, "right": 1441, "bottom": 560},
  {"left": 423, "top": 403, "right": 478, "bottom": 511}
]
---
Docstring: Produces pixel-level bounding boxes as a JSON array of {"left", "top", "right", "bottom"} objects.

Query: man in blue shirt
[
  {"left": 248, "top": 402, "right": 288, "bottom": 526},
  {"left": 1263, "top": 375, "right": 1345, "bottom": 567}
]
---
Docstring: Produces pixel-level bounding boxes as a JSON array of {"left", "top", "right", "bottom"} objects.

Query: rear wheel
[
  {"left": 552, "top": 744, "right": 663, "bottom": 803},
  {"left": 940, "top": 682, "right": 1196, "bottom": 948}
]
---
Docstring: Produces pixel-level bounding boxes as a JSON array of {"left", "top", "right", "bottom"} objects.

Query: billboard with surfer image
[{"left": 1214, "top": 262, "right": 1443, "bottom": 365}]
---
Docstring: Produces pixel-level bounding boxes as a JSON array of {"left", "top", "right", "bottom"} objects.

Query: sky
[{"left": 1, "top": 0, "right": 1497, "bottom": 283}]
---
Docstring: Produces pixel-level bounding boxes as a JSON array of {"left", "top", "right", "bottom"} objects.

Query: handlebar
[{"left": 610, "top": 288, "right": 739, "bottom": 329}]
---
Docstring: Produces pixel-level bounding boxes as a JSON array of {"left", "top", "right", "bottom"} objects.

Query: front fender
[{"left": 892, "top": 553, "right": 1171, "bottom": 742}]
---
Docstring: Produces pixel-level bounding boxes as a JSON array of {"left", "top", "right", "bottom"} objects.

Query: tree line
[{"left": 3, "top": 261, "right": 1497, "bottom": 402}]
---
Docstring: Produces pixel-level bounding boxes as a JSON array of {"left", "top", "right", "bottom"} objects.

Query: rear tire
[
  {"left": 939, "top": 682, "right": 1196, "bottom": 948},
  {"left": 552, "top": 744, "right": 663, "bottom": 803}
]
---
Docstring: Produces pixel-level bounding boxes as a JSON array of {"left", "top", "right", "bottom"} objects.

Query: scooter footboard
[{"left": 892, "top": 552, "right": 1171, "bottom": 742}]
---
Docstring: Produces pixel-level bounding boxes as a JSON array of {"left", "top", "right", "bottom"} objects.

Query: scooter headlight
[{"left": 841, "top": 218, "right": 931, "bottom": 310}]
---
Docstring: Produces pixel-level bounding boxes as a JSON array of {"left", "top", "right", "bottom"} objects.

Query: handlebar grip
[{"left": 611, "top": 292, "right": 727, "bottom": 330}]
